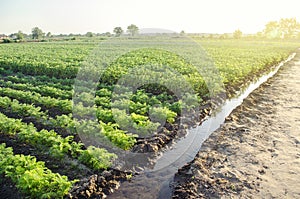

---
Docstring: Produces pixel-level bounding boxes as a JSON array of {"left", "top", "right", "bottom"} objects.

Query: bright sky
[{"left": 1, "top": 0, "right": 300, "bottom": 35}]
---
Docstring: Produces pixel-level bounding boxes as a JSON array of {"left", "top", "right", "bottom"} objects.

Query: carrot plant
[{"left": 0, "top": 143, "right": 75, "bottom": 198}]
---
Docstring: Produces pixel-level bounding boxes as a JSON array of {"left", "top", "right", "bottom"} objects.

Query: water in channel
[{"left": 108, "top": 53, "right": 296, "bottom": 199}]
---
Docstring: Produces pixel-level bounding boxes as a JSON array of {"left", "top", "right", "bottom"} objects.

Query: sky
[{"left": 1, "top": 0, "right": 300, "bottom": 35}]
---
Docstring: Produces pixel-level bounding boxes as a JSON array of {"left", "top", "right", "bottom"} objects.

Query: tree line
[
  {"left": 262, "top": 18, "right": 299, "bottom": 39},
  {"left": 2, "top": 24, "right": 139, "bottom": 42},
  {"left": 233, "top": 18, "right": 300, "bottom": 39},
  {"left": 2, "top": 18, "right": 300, "bottom": 42}
]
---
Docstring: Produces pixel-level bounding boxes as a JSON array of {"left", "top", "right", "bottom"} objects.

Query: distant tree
[
  {"left": 263, "top": 18, "right": 300, "bottom": 39},
  {"left": 113, "top": 27, "right": 123, "bottom": 37},
  {"left": 233, "top": 29, "right": 242, "bottom": 39},
  {"left": 263, "top": 21, "right": 280, "bottom": 38},
  {"left": 279, "top": 18, "right": 299, "bottom": 39},
  {"left": 46, "top": 32, "right": 52, "bottom": 37},
  {"left": 9, "top": 33, "right": 15, "bottom": 38},
  {"left": 104, "top": 32, "right": 112, "bottom": 37},
  {"left": 32, "top": 27, "right": 44, "bottom": 39},
  {"left": 3, "top": 38, "right": 12, "bottom": 43},
  {"left": 86, "top": 32, "right": 94, "bottom": 37},
  {"left": 16, "top": 31, "right": 24, "bottom": 40},
  {"left": 180, "top": 30, "right": 185, "bottom": 35},
  {"left": 127, "top": 24, "right": 139, "bottom": 36}
]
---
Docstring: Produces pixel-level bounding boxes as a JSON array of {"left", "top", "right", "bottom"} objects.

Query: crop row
[
  {"left": 0, "top": 143, "right": 74, "bottom": 198},
  {"left": 0, "top": 87, "right": 72, "bottom": 115},
  {"left": 0, "top": 42, "right": 94, "bottom": 78},
  {"left": 1, "top": 39, "right": 298, "bottom": 152},
  {"left": 199, "top": 40, "right": 297, "bottom": 86},
  {"left": 0, "top": 69, "right": 95, "bottom": 91},
  {"left": 0, "top": 84, "right": 179, "bottom": 150},
  {"left": 0, "top": 112, "right": 116, "bottom": 170},
  {"left": 0, "top": 69, "right": 74, "bottom": 88},
  {"left": 0, "top": 79, "right": 72, "bottom": 100},
  {"left": 0, "top": 95, "right": 77, "bottom": 135}
]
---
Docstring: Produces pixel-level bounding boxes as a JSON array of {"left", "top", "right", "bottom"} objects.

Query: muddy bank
[
  {"left": 172, "top": 53, "right": 300, "bottom": 198},
  {"left": 67, "top": 169, "right": 132, "bottom": 199},
  {"left": 73, "top": 53, "right": 296, "bottom": 199}
]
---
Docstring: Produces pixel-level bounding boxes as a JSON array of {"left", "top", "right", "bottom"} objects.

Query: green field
[{"left": 0, "top": 37, "right": 298, "bottom": 197}]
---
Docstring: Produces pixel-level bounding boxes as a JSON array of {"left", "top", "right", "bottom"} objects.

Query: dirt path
[{"left": 172, "top": 51, "right": 300, "bottom": 198}]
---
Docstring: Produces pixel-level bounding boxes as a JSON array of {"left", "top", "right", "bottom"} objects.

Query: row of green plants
[
  {"left": 1, "top": 40, "right": 297, "bottom": 152},
  {"left": 0, "top": 39, "right": 298, "bottom": 87},
  {"left": 0, "top": 143, "right": 75, "bottom": 198},
  {"left": 0, "top": 70, "right": 74, "bottom": 89},
  {"left": 0, "top": 112, "right": 116, "bottom": 170},
  {"left": 0, "top": 96, "right": 77, "bottom": 135},
  {"left": 75, "top": 84, "right": 184, "bottom": 149},
  {"left": 74, "top": 46, "right": 206, "bottom": 147},
  {"left": 0, "top": 143, "right": 76, "bottom": 198},
  {"left": 0, "top": 69, "right": 96, "bottom": 92},
  {"left": 0, "top": 38, "right": 298, "bottom": 197},
  {"left": 199, "top": 39, "right": 298, "bottom": 87},
  {"left": 0, "top": 79, "right": 72, "bottom": 100},
  {"left": 0, "top": 87, "right": 72, "bottom": 114},
  {"left": 0, "top": 86, "right": 179, "bottom": 151},
  {"left": 0, "top": 42, "right": 95, "bottom": 78},
  {"left": 73, "top": 43, "right": 296, "bottom": 149}
]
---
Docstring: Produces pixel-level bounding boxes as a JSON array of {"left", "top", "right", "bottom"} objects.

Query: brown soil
[
  {"left": 172, "top": 52, "right": 300, "bottom": 198},
  {"left": 0, "top": 134, "right": 92, "bottom": 199},
  {"left": 1, "top": 51, "right": 299, "bottom": 199}
]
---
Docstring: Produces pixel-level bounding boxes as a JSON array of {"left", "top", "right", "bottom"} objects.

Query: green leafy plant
[
  {"left": 100, "top": 121, "right": 137, "bottom": 150},
  {"left": 0, "top": 143, "right": 75, "bottom": 198},
  {"left": 150, "top": 106, "right": 177, "bottom": 123},
  {"left": 78, "top": 146, "right": 117, "bottom": 170}
]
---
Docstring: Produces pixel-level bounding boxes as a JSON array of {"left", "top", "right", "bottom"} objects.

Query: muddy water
[{"left": 108, "top": 53, "right": 296, "bottom": 199}]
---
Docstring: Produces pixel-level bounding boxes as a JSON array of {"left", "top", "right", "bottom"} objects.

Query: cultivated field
[{"left": 0, "top": 36, "right": 298, "bottom": 198}]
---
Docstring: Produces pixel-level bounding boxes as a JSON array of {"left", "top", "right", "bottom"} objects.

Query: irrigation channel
[{"left": 107, "top": 53, "right": 296, "bottom": 199}]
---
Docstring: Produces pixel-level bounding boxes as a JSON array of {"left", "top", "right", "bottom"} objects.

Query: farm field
[
  {"left": 0, "top": 37, "right": 299, "bottom": 198},
  {"left": 172, "top": 49, "right": 300, "bottom": 198}
]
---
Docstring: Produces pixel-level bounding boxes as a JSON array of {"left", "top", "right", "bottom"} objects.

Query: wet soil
[
  {"left": 0, "top": 134, "right": 92, "bottom": 199},
  {"left": 1, "top": 52, "right": 298, "bottom": 199},
  {"left": 172, "top": 52, "right": 300, "bottom": 198}
]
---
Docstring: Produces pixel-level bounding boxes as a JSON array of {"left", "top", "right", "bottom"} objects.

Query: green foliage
[
  {"left": 167, "top": 100, "right": 183, "bottom": 114},
  {"left": 0, "top": 143, "right": 74, "bottom": 198},
  {"left": 113, "top": 27, "right": 124, "bottom": 37},
  {"left": 86, "top": 32, "right": 94, "bottom": 37},
  {"left": 182, "top": 93, "right": 202, "bottom": 110},
  {"left": 263, "top": 18, "right": 300, "bottom": 39},
  {"left": 78, "top": 146, "right": 117, "bottom": 170},
  {"left": 96, "top": 88, "right": 112, "bottom": 98},
  {"left": 233, "top": 29, "right": 242, "bottom": 39},
  {"left": 0, "top": 112, "right": 24, "bottom": 135},
  {"left": 32, "top": 27, "right": 44, "bottom": 39},
  {"left": 52, "top": 114, "right": 78, "bottom": 134},
  {"left": 100, "top": 121, "right": 137, "bottom": 150},
  {"left": 150, "top": 106, "right": 177, "bottom": 123},
  {"left": 0, "top": 37, "right": 298, "bottom": 156},
  {"left": 0, "top": 42, "right": 93, "bottom": 78},
  {"left": 3, "top": 38, "right": 12, "bottom": 43},
  {"left": 96, "top": 107, "right": 114, "bottom": 123},
  {"left": 0, "top": 79, "right": 72, "bottom": 99},
  {"left": 127, "top": 24, "right": 139, "bottom": 36},
  {"left": 0, "top": 112, "right": 116, "bottom": 170},
  {"left": 0, "top": 87, "right": 72, "bottom": 114},
  {"left": 95, "top": 96, "right": 111, "bottom": 108},
  {"left": 110, "top": 109, "right": 160, "bottom": 136},
  {"left": 16, "top": 31, "right": 24, "bottom": 40}
]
